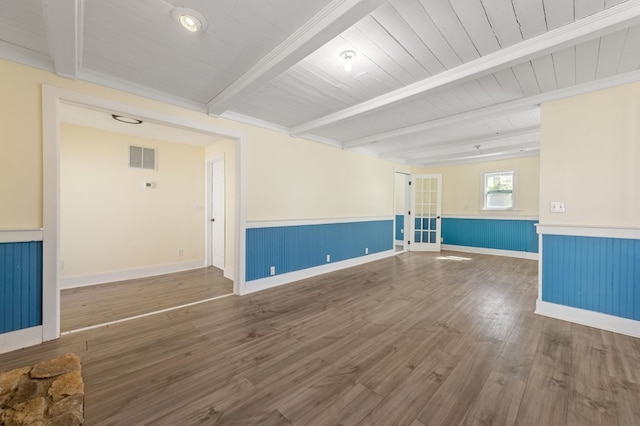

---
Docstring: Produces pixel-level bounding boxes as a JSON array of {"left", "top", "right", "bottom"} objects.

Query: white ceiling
[{"left": 2, "top": 0, "right": 640, "bottom": 166}]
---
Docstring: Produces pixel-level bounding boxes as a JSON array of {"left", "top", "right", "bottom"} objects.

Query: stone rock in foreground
[{"left": 0, "top": 353, "right": 84, "bottom": 425}]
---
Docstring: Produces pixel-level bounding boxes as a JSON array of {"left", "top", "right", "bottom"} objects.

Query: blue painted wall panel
[
  {"left": 0, "top": 242, "right": 43, "bottom": 333},
  {"left": 441, "top": 218, "right": 538, "bottom": 253},
  {"left": 246, "top": 220, "right": 393, "bottom": 281},
  {"left": 542, "top": 235, "right": 640, "bottom": 321},
  {"left": 395, "top": 215, "right": 404, "bottom": 240}
]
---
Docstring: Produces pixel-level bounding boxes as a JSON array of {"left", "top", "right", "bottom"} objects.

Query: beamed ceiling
[{"left": 2, "top": 0, "right": 640, "bottom": 166}]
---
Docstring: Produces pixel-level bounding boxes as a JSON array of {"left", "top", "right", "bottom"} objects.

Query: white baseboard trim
[
  {"left": 441, "top": 244, "right": 538, "bottom": 260},
  {"left": 536, "top": 300, "right": 640, "bottom": 338},
  {"left": 0, "top": 326, "right": 43, "bottom": 354},
  {"left": 61, "top": 260, "right": 205, "bottom": 289},
  {"left": 245, "top": 250, "right": 396, "bottom": 294}
]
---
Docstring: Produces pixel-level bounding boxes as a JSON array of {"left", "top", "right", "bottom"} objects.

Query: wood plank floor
[
  {"left": 60, "top": 267, "right": 233, "bottom": 332},
  {"left": 1, "top": 251, "right": 639, "bottom": 425}
]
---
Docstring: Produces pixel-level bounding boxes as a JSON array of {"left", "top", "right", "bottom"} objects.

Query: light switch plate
[{"left": 550, "top": 201, "right": 566, "bottom": 213}]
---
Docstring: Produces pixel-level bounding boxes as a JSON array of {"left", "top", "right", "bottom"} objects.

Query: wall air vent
[{"left": 129, "top": 145, "right": 156, "bottom": 170}]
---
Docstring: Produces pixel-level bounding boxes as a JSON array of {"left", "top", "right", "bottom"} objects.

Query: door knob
[{"left": 211, "top": 218, "right": 215, "bottom": 222}]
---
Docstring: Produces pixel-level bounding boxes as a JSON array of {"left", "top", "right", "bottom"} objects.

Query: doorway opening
[{"left": 43, "top": 86, "right": 247, "bottom": 341}]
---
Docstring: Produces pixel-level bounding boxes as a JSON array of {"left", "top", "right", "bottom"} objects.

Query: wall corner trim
[
  {"left": 0, "top": 326, "right": 43, "bottom": 355},
  {"left": 536, "top": 300, "right": 640, "bottom": 339}
]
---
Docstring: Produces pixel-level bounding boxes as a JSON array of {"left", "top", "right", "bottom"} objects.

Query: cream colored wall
[
  {"left": 421, "top": 156, "right": 540, "bottom": 217},
  {"left": 394, "top": 173, "right": 407, "bottom": 213},
  {"left": 0, "top": 59, "right": 411, "bottom": 230},
  {"left": 205, "top": 139, "right": 236, "bottom": 274},
  {"left": 540, "top": 81, "right": 640, "bottom": 227},
  {"left": 60, "top": 124, "right": 205, "bottom": 277},
  {"left": 245, "top": 133, "right": 408, "bottom": 221}
]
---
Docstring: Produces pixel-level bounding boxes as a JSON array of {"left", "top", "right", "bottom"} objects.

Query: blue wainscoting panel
[
  {"left": 395, "top": 215, "right": 404, "bottom": 241},
  {"left": 0, "top": 242, "right": 43, "bottom": 333},
  {"left": 442, "top": 218, "right": 538, "bottom": 252},
  {"left": 542, "top": 235, "right": 639, "bottom": 321},
  {"left": 246, "top": 220, "right": 393, "bottom": 281}
]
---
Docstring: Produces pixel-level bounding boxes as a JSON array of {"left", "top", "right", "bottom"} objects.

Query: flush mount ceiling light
[
  {"left": 112, "top": 114, "right": 143, "bottom": 124},
  {"left": 340, "top": 50, "right": 356, "bottom": 72},
  {"left": 172, "top": 7, "right": 208, "bottom": 33}
]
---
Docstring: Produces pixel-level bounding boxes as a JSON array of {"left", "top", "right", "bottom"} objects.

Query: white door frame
[
  {"left": 42, "top": 85, "right": 248, "bottom": 342},
  {"left": 206, "top": 155, "right": 225, "bottom": 271},
  {"left": 394, "top": 171, "right": 410, "bottom": 252}
]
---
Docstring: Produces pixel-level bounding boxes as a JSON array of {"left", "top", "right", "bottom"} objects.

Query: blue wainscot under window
[
  {"left": 441, "top": 218, "right": 538, "bottom": 253},
  {"left": 246, "top": 220, "right": 393, "bottom": 281},
  {"left": 542, "top": 234, "right": 639, "bottom": 321},
  {"left": 0, "top": 241, "right": 43, "bottom": 334}
]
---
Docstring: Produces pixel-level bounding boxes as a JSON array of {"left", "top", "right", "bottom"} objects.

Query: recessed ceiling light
[
  {"left": 112, "top": 114, "right": 143, "bottom": 125},
  {"left": 172, "top": 7, "right": 208, "bottom": 33},
  {"left": 340, "top": 50, "right": 356, "bottom": 72}
]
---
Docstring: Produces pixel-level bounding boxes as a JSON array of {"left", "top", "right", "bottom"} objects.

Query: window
[{"left": 484, "top": 171, "right": 513, "bottom": 210}]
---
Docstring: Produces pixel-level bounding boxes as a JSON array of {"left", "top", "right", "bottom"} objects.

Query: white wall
[{"left": 60, "top": 124, "right": 205, "bottom": 279}]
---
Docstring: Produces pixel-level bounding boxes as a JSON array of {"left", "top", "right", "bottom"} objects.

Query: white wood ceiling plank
[
  {"left": 511, "top": 62, "right": 542, "bottom": 96},
  {"left": 391, "top": 0, "right": 463, "bottom": 69},
  {"left": 596, "top": 29, "right": 628, "bottom": 78},
  {"left": 576, "top": 0, "right": 606, "bottom": 19},
  {"left": 370, "top": 3, "right": 445, "bottom": 75},
  {"left": 448, "top": 0, "right": 501, "bottom": 55},
  {"left": 339, "top": 27, "right": 414, "bottom": 87},
  {"left": 461, "top": 80, "right": 497, "bottom": 108},
  {"left": 270, "top": 72, "right": 352, "bottom": 111},
  {"left": 530, "top": 55, "right": 558, "bottom": 92},
  {"left": 354, "top": 15, "right": 430, "bottom": 80},
  {"left": 0, "top": 0, "right": 49, "bottom": 55},
  {"left": 480, "top": 0, "right": 524, "bottom": 47},
  {"left": 512, "top": 0, "right": 549, "bottom": 39},
  {"left": 544, "top": 0, "right": 576, "bottom": 30},
  {"left": 493, "top": 69, "right": 525, "bottom": 98},
  {"left": 605, "top": 0, "right": 629, "bottom": 7},
  {"left": 617, "top": 24, "right": 640, "bottom": 72},
  {"left": 552, "top": 47, "right": 576, "bottom": 88},
  {"left": 293, "top": 0, "right": 640, "bottom": 135},
  {"left": 575, "top": 38, "right": 600, "bottom": 83},
  {"left": 476, "top": 75, "right": 511, "bottom": 104},
  {"left": 416, "top": 0, "right": 480, "bottom": 62},
  {"left": 205, "top": 0, "right": 388, "bottom": 114}
]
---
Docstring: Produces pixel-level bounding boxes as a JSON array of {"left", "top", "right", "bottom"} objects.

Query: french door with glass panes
[{"left": 410, "top": 174, "right": 442, "bottom": 252}]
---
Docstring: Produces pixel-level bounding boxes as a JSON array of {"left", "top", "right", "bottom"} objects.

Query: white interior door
[
  {"left": 410, "top": 174, "right": 442, "bottom": 252},
  {"left": 209, "top": 158, "right": 225, "bottom": 269}
]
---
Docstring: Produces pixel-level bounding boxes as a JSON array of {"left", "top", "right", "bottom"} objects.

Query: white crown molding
[
  {"left": 206, "top": 0, "right": 388, "bottom": 115},
  {"left": 41, "top": 0, "right": 82, "bottom": 79},
  {"left": 0, "top": 40, "right": 54, "bottom": 72},
  {"left": 220, "top": 111, "right": 292, "bottom": 134},
  {"left": 344, "top": 68, "right": 640, "bottom": 148},
  {"left": 292, "top": 1, "right": 640, "bottom": 135},
  {"left": 75, "top": 68, "right": 209, "bottom": 114}
]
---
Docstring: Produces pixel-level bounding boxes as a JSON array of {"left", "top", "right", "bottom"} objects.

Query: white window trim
[{"left": 482, "top": 170, "right": 516, "bottom": 211}]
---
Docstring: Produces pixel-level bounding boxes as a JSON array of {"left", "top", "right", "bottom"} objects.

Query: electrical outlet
[
  {"left": 178, "top": 249, "right": 184, "bottom": 256},
  {"left": 365, "top": 247, "right": 369, "bottom": 254},
  {"left": 441, "top": 237, "right": 444, "bottom": 243},
  {"left": 401, "top": 228, "right": 404, "bottom": 234},
  {"left": 270, "top": 266, "right": 275, "bottom": 276},
  {"left": 326, "top": 254, "right": 331, "bottom": 262}
]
